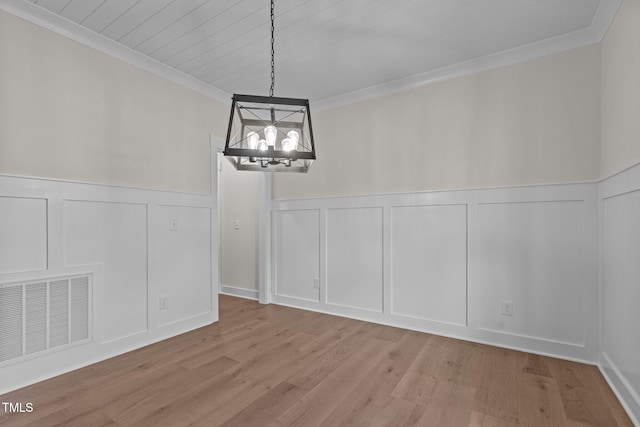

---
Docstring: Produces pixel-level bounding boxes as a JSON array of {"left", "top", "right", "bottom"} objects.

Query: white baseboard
[
  {"left": 271, "top": 297, "right": 595, "bottom": 366},
  {"left": 220, "top": 285, "right": 259, "bottom": 301},
  {"left": 599, "top": 354, "right": 640, "bottom": 426}
]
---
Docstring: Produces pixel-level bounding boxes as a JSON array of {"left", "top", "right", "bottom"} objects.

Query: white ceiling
[{"left": 13, "top": 0, "right": 621, "bottom": 105}]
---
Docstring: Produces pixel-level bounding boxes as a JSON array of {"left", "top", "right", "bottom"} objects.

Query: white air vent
[{"left": 0, "top": 274, "right": 92, "bottom": 366}]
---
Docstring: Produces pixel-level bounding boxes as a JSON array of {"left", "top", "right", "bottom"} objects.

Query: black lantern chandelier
[{"left": 223, "top": 0, "right": 316, "bottom": 173}]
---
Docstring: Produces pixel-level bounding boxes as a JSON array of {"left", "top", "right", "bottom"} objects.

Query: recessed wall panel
[
  {"left": 63, "top": 200, "right": 147, "bottom": 343},
  {"left": 326, "top": 207, "right": 383, "bottom": 312},
  {"left": 476, "top": 201, "right": 584, "bottom": 346},
  {"left": 391, "top": 205, "right": 467, "bottom": 325},
  {"left": 603, "top": 191, "right": 640, "bottom": 399},
  {"left": 274, "top": 209, "right": 320, "bottom": 302},
  {"left": 157, "top": 206, "right": 212, "bottom": 326},
  {"left": 0, "top": 197, "right": 47, "bottom": 274}
]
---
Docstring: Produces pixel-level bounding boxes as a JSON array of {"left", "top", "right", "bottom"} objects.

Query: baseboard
[
  {"left": 0, "top": 311, "right": 215, "bottom": 395},
  {"left": 220, "top": 285, "right": 259, "bottom": 301},
  {"left": 599, "top": 354, "right": 640, "bottom": 426},
  {"left": 270, "top": 298, "right": 595, "bottom": 366}
]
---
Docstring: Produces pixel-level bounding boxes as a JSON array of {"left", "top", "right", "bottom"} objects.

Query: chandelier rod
[{"left": 269, "top": 0, "right": 275, "bottom": 98}]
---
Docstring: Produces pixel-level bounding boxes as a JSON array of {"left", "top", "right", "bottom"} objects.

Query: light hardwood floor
[{"left": 0, "top": 295, "right": 633, "bottom": 426}]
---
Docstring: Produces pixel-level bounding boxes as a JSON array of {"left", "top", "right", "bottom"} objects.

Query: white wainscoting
[
  {"left": 326, "top": 207, "right": 384, "bottom": 312},
  {"left": 475, "top": 200, "right": 586, "bottom": 346},
  {"left": 272, "top": 183, "right": 598, "bottom": 363},
  {"left": 156, "top": 205, "right": 213, "bottom": 328},
  {"left": 391, "top": 204, "right": 467, "bottom": 326},
  {"left": 0, "top": 196, "right": 47, "bottom": 274},
  {"left": 599, "top": 163, "right": 640, "bottom": 425},
  {"left": 0, "top": 174, "right": 216, "bottom": 394},
  {"left": 274, "top": 209, "right": 320, "bottom": 302},
  {"left": 63, "top": 200, "right": 149, "bottom": 343}
]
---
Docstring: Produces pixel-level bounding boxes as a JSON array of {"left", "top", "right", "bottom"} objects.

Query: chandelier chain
[{"left": 269, "top": 0, "right": 275, "bottom": 97}]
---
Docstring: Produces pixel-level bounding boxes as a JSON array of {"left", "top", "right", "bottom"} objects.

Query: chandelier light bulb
[
  {"left": 281, "top": 137, "right": 293, "bottom": 152},
  {"left": 287, "top": 130, "right": 299, "bottom": 143},
  {"left": 258, "top": 139, "right": 267, "bottom": 151},
  {"left": 247, "top": 131, "right": 259, "bottom": 149},
  {"left": 264, "top": 125, "right": 277, "bottom": 146},
  {"left": 287, "top": 130, "right": 299, "bottom": 150}
]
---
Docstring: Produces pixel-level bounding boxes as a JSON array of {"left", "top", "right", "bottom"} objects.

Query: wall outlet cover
[
  {"left": 159, "top": 295, "right": 169, "bottom": 310},
  {"left": 501, "top": 300, "right": 514, "bottom": 316}
]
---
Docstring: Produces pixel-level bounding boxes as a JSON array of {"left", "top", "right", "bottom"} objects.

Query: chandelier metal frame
[{"left": 223, "top": 0, "right": 316, "bottom": 173}]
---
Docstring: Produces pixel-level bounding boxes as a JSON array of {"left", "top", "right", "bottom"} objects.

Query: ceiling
[{"left": 14, "top": 0, "right": 620, "bottom": 105}]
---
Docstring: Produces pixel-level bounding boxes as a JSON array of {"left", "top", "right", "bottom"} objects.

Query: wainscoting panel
[
  {"left": 603, "top": 191, "right": 640, "bottom": 401},
  {"left": 156, "top": 205, "right": 212, "bottom": 327},
  {"left": 272, "top": 183, "right": 598, "bottom": 364},
  {"left": 390, "top": 204, "right": 467, "bottom": 326},
  {"left": 476, "top": 200, "right": 586, "bottom": 346},
  {"left": 600, "top": 163, "right": 640, "bottom": 424},
  {"left": 0, "top": 173, "right": 216, "bottom": 395},
  {"left": 326, "top": 207, "right": 384, "bottom": 312},
  {"left": 63, "top": 200, "right": 148, "bottom": 343},
  {"left": 0, "top": 196, "right": 47, "bottom": 274},
  {"left": 274, "top": 209, "right": 320, "bottom": 302}
]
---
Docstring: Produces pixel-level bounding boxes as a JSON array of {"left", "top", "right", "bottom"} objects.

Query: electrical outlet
[
  {"left": 159, "top": 295, "right": 168, "bottom": 310},
  {"left": 501, "top": 300, "right": 514, "bottom": 316},
  {"left": 169, "top": 217, "right": 179, "bottom": 231},
  {"left": 313, "top": 277, "right": 320, "bottom": 289},
  {"left": 234, "top": 219, "right": 240, "bottom": 230}
]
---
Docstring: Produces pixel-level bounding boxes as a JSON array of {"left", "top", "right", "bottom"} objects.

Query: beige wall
[
  {"left": 219, "top": 154, "right": 259, "bottom": 292},
  {"left": 0, "top": 10, "right": 228, "bottom": 194},
  {"left": 601, "top": 0, "right": 640, "bottom": 177},
  {"left": 273, "top": 45, "right": 601, "bottom": 200}
]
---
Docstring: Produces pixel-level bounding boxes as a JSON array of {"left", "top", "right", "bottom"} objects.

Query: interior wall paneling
[
  {"left": 0, "top": 196, "right": 47, "bottom": 274},
  {"left": 274, "top": 209, "right": 320, "bottom": 303},
  {"left": 326, "top": 207, "right": 384, "bottom": 312},
  {"left": 271, "top": 183, "right": 598, "bottom": 364},
  {"left": 156, "top": 205, "right": 213, "bottom": 327},
  {"left": 599, "top": 162, "right": 640, "bottom": 425},
  {"left": 390, "top": 204, "right": 468, "bottom": 326},
  {"left": 0, "top": 173, "right": 216, "bottom": 395},
  {"left": 63, "top": 200, "right": 148, "bottom": 343},
  {"left": 475, "top": 200, "right": 586, "bottom": 347}
]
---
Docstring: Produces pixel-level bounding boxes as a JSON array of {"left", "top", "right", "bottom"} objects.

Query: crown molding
[
  {"left": 590, "top": 0, "right": 623, "bottom": 40},
  {"left": 313, "top": 0, "right": 622, "bottom": 111},
  {"left": 0, "top": 0, "right": 232, "bottom": 105},
  {"left": 1, "top": 0, "right": 621, "bottom": 112}
]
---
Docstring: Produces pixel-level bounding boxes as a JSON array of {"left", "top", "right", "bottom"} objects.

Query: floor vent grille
[{"left": 0, "top": 274, "right": 92, "bottom": 366}]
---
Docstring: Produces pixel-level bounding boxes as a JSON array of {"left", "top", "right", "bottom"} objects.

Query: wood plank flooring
[{"left": 0, "top": 295, "right": 633, "bottom": 426}]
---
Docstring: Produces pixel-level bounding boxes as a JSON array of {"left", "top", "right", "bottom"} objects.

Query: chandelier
[{"left": 223, "top": 0, "right": 316, "bottom": 173}]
